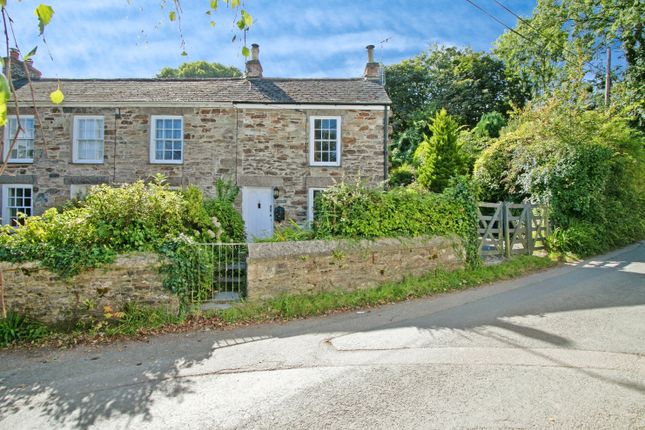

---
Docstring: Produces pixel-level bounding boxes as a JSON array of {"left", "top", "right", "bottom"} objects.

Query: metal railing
[{"left": 186, "top": 243, "right": 248, "bottom": 303}]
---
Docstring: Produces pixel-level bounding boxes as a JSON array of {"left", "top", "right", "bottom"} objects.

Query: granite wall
[
  {"left": 1, "top": 106, "right": 386, "bottom": 224},
  {"left": 0, "top": 253, "right": 178, "bottom": 325},
  {"left": 246, "top": 235, "right": 464, "bottom": 301}
]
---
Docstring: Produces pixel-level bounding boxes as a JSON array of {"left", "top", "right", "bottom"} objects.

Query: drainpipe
[
  {"left": 113, "top": 108, "right": 120, "bottom": 183},
  {"left": 382, "top": 104, "right": 389, "bottom": 187}
]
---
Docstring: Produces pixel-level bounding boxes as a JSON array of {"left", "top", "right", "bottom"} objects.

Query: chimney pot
[
  {"left": 245, "top": 43, "right": 263, "bottom": 78},
  {"left": 363, "top": 44, "right": 380, "bottom": 80},
  {"left": 366, "top": 44, "right": 375, "bottom": 63}
]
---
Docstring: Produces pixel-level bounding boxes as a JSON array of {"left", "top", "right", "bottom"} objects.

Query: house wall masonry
[
  {"left": 1, "top": 105, "right": 386, "bottom": 224},
  {"left": 0, "top": 253, "right": 178, "bottom": 325},
  {"left": 237, "top": 108, "right": 385, "bottom": 220},
  {"left": 246, "top": 235, "right": 465, "bottom": 301}
]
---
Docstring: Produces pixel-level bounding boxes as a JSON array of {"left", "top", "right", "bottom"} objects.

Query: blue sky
[{"left": 8, "top": 0, "right": 536, "bottom": 79}]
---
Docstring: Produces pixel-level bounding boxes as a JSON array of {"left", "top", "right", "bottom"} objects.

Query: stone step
[
  {"left": 212, "top": 291, "right": 242, "bottom": 302},
  {"left": 199, "top": 291, "right": 243, "bottom": 312},
  {"left": 200, "top": 301, "right": 233, "bottom": 311}
]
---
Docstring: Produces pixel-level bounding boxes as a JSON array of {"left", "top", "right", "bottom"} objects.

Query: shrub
[
  {"left": 159, "top": 234, "right": 215, "bottom": 304},
  {"left": 257, "top": 220, "right": 316, "bottom": 243},
  {"left": 413, "top": 109, "right": 468, "bottom": 192},
  {"left": 0, "top": 178, "right": 218, "bottom": 276},
  {"left": 0, "top": 312, "right": 49, "bottom": 347},
  {"left": 388, "top": 163, "right": 416, "bottom": 187},
  {"left": 203, "top": 179, "right": 245, "bottom": 242},
  {"left": 313, "top": 178, "right": 479, "bottom": 265}
]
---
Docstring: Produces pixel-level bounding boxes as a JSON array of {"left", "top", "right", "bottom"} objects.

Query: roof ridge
[
  {"left": 32, "top": 77, "right": 371, "bottom": 83},
  {"left": 12, "top": 76, "right": 392, "bottom": 105}
]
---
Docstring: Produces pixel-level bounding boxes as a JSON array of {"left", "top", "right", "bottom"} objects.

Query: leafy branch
[
  {"left": 0, "top": 3, "right": 61, "bottom": 178},
  {"left": 165, "top": 0, "right": 254, "bottom": 57}
]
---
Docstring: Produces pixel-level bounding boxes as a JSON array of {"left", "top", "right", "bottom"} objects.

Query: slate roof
[{"left": 13, "top": 77, "right": 391, "bottom": 105}]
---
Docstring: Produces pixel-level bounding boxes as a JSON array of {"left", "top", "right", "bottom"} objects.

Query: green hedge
[
  {"left": 0, "top": 178, "right": 232, "bottom": 277},
  {"left": 313, "top": 177, "right": 480, "bottom": 266}
]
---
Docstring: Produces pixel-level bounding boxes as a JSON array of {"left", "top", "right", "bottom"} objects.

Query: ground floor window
[
  {"left": 70, "top": 184, "right": 91, "bottom": 200},
  {"left": 2, "top": 185, "right": 33, "bottom": 225},
  {"left": 308, "top": 188, "right": 326, "bottom": 222}
]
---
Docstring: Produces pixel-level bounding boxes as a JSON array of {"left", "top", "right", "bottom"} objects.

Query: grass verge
[
  {"left": 217, "top": 255, "right": 558, "bottom": 323},
  {"left": 1, "top": 255, "right": 557, "bottom": 349}
]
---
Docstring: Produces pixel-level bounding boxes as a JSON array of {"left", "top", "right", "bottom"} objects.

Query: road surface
[{"left": 1, "top": 243, "right": 644, "bottom": 429}]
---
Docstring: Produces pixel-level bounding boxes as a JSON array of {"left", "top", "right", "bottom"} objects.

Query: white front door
[{"left": 242, "top": 187, "right": 274, "bottom": 241}]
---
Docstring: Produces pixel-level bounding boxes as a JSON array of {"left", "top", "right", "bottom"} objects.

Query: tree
[
  {"left": 413, "top": 109, "right": 468, "bottom": 193},
  {"left": 385, "top": 45, "right": 528, "bottom": 133},
  {"left": 473, "top": 98, "right": 644, "bottom": 255},
  {"left": 473, "top": 111, "right": 506, "bottom": 139},
  {"left": 459, "top": 111, "right": 508, "bottom": 172},
  {"left": 157, "top": 61, "right": 242, "bottom": 78},
  {"left": 494, "top": 0, "right": 644, "bottom": 127}
]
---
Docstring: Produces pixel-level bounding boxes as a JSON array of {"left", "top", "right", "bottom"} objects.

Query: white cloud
[{"left": 2, "top": 0, "right": 518, "bottom": 78}]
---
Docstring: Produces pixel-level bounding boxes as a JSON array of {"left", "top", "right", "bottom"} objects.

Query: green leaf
[
  {"left": 241, "top": 10, "right": 252, "bottom": 27},
  {"left": 169, "top": 11, "right": 176, "bottom": 22},
  {"left": 50, "top": 87, "right": 64, "bottom": 105},
  {"left": 236, "top": 19, "right": 245, "bottom": 30},
  {"left": 181, "top": 51, "right": 188, "bottom": 57},
  {"left": 210, "top": 21, "right": 216, "bottom": 28},
  {"left": 24, "top": 46, "right": 38, "bottom": 61},
  {"left": 210, "top": 0, "right": 218, "bottom": 9},
  {"left": 242, "top": 46, "right": 250, "bottom": 58},
  {"left": 0, "top": 73, "right": 10, "bottom": 127},
  {"left": 0, "top": 0, "right": 6, "bottom": 8},
  {"left": 231, "top": 0, "right": 240, "bottom": 7},
  {"left": 34, "top": 4, "right": 55, "bottom": 35}
]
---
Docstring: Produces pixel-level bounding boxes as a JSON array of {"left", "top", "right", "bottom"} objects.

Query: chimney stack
[
  {"left": 363, "top": 44, "right": 380, "bottom": 80},
  {"left": 245, "top": 43, "right": 263, "bottom": 78},
  {"left": 3, "top": 47, "right": 42, "bottom": 80}
]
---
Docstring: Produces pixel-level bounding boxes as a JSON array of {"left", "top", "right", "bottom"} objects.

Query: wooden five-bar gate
[{"left": 477, "top": 202, "right": 550, "bottom": 257}]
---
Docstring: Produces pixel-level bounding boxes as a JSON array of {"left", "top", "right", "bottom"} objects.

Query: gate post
[
  {"left": 526, "top": 203, "right": 534, "bottom": 255},
  {"left": 503, "top": 202, "right": 511, "bottom": 258},
  {"left": 545, "top": 205, "right": 551, "bottom": 237}
]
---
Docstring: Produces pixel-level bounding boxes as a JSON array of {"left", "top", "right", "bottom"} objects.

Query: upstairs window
[
  {"left": 150, "top": 116, "right": 183, "bottom": 164},
  {"left": 2, "top": 185, "right": 32, "bottom": 226},
  {"left": 73, "top": 116, "right": 105, "bottom": 163},
  {"left": 309, "top": 116, "right": 341, "bottom": 167},
  {"left": 3, "top": 115, "right": 35, "bottom": 163}
]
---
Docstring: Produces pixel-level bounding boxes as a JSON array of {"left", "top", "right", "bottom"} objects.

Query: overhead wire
[
  {"left": 462, "top": 0, "right": 540, "bottom": 47},
  {"left": 488, "top": 0, "right": 607, "bottom": 75}
]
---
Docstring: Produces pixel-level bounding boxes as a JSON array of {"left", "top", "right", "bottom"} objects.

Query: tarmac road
[{"left": 1, "top": 242, "right": 644, "bottom": 429}]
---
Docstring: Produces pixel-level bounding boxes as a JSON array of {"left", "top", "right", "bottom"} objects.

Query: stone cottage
[{"left": 1, "top": 44, "right": 391, "bottom": 240}]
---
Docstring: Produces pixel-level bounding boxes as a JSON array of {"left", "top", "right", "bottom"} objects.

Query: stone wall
[
  {"left": 246, "top": 235, "right": 464, "bottom": 301},
  {"left": 0, "top": 253, "right": 178, "bottom": 325},
  {"left": 1, "top": 105, "right": 386, "bottom": 224}
]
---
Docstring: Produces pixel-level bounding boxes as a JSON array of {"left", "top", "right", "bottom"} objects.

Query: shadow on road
[{"left": 0, "top": 243, "right": 643, "bottom": 428}]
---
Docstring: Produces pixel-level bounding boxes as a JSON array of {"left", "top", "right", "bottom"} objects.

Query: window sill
[
  {"left": 6, "top": 160, "right": 34, "bottom": 164},
  {"left": 150, "top": 160, "right": 184, "bottom": 165},
  {"left": 309, "top": 163, "right": 341, "bottom": 168},
  {"left": 72, "top": 160, "right": 105, "bottom": 165}
]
